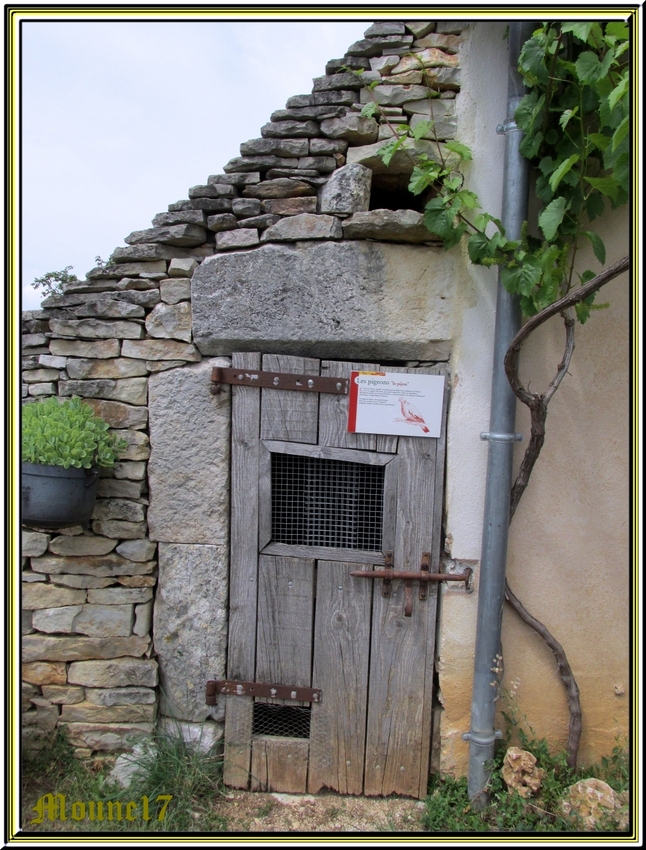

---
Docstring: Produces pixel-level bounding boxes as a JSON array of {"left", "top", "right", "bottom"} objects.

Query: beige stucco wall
[{"left": 435, "top": 23, "right": 630, "bottom": 775}]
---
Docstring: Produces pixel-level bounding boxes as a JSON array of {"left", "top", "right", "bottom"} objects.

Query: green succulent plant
[{"left": 22, "top": 397, "right": 127, "bottom": 469}]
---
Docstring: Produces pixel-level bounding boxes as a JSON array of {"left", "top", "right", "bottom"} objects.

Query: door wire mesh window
[
  {"left": 270, "top": 453, "right": 385, "bottom": 551},
  {"left": 253, "top": 703, "right": 311, "bottom": 739}
]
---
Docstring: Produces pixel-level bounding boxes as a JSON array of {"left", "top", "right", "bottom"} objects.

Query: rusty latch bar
[
  {"left": 205, "top": 679, "right": 322, "bottom": 706},
  {"left": 210, "top": 367, "right": 349, "bottom": 396},
  {"left": 352, "top": 556, "right": 472, "bottom": 617}
]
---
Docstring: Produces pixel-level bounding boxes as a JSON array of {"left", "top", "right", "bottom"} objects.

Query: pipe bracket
[
  {"left": 496, "top": 120, "right": 520, "bottom": 135},
  {"left": 480, "top": 431, "right": 523, "bottom": 443},
  {"left": 462, "top": 729, "right": 503, "bottom": 745}
]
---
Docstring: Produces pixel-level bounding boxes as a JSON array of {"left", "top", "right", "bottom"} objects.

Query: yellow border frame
[{"left": 4, "top": 4, "right": 641, "bottom": 845}]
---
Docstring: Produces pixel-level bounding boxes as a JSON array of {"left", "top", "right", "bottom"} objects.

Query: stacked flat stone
[{"left": 20, "top": 18, "right": 464, "bottom": 756}]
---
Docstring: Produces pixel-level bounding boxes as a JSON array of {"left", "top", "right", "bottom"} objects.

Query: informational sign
[{"left": 347, "top": 371, "right": 445, "bottom": 438}]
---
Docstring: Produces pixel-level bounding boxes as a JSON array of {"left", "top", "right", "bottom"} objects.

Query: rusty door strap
[{"left": 210, "top": 366, "right": 349, "bottom": 395}]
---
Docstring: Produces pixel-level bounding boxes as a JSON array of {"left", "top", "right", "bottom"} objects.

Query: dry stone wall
[{"left": 21, "top": 18, "right": 464, "bottom": 757}]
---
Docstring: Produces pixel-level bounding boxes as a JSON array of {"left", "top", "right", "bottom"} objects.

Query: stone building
[{"left": 20, "top": 19, "right": 630, "bottom": 796}]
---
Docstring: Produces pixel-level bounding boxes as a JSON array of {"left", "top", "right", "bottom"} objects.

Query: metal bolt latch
[{"left": 352, "top": 552, "right": 472, "bottom": 617}]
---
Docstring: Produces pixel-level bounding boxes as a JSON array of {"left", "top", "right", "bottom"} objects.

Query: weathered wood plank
[
  {"left": 223, "top": 696, "right": 254, "bottom": 790},
  {"left": 320, "top": 361, "right": 378, "bottom": 450},
  {"left": 308, "top": 562, "right": 372, "bottom": 795},
  {"left": 428, "top": 363, "right": 450, "bottom": 571},
  {"left": 382, "top": 456, "right": 399, "bottom": 555},
  {"left": 261, "top": 440, "right": 393, "bottom": 467},
  {"left": 256, "top": 555, "right": 315, "bottom": 693},
  {"left": 224, "top": 351, "right": 261, "bottom": 789},
  {"left": 363, "top": 390, "right": 439, "bottom": 798},
  {"left": 260, "top": 355, "right": 320, "bottom": 444},
  {"left": 251, "top": 737, "right": 310, "bottom": 793},
  {"left": 258, "top": 442, "right": 272, "bottom": 551},
  {"left": 261, "top": 542, "right": 385, "bottom": 565}
]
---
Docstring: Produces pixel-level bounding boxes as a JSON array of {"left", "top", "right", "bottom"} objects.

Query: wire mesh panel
[
  {"left": 270, "top": 453, "right": 385, "bottom": 551},
  {"left": 253, "top": 703, "right": 312, "bottom": 739}
]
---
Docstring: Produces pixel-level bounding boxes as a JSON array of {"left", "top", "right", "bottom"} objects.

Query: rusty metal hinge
[
  {"left": 210, "top": 366, "right": 349, "bottom": 396},
  {"left": 205, "top": 679, "right": 322, "bottom": 706},
  {"left": 352, "top": 552, "right": 472, "bottom": 617}
]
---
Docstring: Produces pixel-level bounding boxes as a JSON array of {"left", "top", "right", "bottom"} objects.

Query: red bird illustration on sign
[{"left": 396, "top": 397, "right": 430, "bottom": 433}]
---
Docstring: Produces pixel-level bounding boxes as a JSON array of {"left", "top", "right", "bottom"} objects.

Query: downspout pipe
[{"left": 466, "top": 21, "right": 535, "bottom": 806}]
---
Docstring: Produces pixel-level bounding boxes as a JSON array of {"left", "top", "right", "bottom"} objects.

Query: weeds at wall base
[
  {"left": 424, "top": 732, "right": 630, "bottom": 834},
  {"left": 21, "top": 728, "right": 629, "bottom": 834}
]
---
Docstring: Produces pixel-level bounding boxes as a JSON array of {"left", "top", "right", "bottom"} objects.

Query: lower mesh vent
[
  {"left": 252, "top": 703, "right": 311, "bottom": 739},
  {"left": 271, "top": 453, "right": 385, "bottom": 551}
]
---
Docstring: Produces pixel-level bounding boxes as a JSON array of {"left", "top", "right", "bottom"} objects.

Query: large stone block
[
  {"left": 116, "top": 539, "right": 157, "bottom": 562},
  {"left": 49, "top": 574, "right": 114, "bottom": 589},
  {"left": 49, "top": 319, "right": 144, "bottom": 340},
  {"left": 158, "top": 716, "right": 223, "bottom": 753},
  {"left": 92, "top": 519, "right": 148, "bottom": 539},
  {"left": 23, "top": 584, "right": 87, "bottom": 610},
  {"left": 125, "top": 224, "right": 207, "bottom": 247},
  {"left": 318, "top": 164, "right": 372, "bottom": 217},
  {"left": 92, "top": 498, "right": 146, "bottom": 523},
  {"left": 60, "top": 701, "right": 156, "bottom": 723},
  {"left": 87, "top": 587, "right": 152, "bottom": 605},
  {"left": 347, "top": 138, "right": 457, "bottom": 175},
  {"left": 240, "top": 138, "right": 309, "bottom": 157},
  {"left": 22, "top": 531, "right": 50, "bottom": 558},
  {"left": 83, "top": 399, "right": 148, "bottom": 429},
  {"left": 73, "top": 298, "right": 145, "bottom": 320},
  {"left": 30, "top": 554, "right": 155, "bottom": 576},
  {"left": 121, "top": 339, "right": 201, "bottom": 362},
  {"left": 96, "top": 479, "right": 145, "bottom": 499},
  {"left": 68, "top": 657, "right": 158, "bottom": 688},
  {"left": 191, "top": 241, "right": 454, "bottom": 360},
  {"left": 22, "top": 661, "right": 67, "bottom": 685},
  {"left": 153, "top": 543, "right": 228, "bottom": 722},
  {"left": 49, "top": 339, "right": 121, "bottom": 360},
  {"left": 32, "top": 605, "right": 84, "bottom": 632},
  {"left": 146, "top": 301, "right": 191, "bottom": 342},
  {"left": 85, "top": 686, "right": 156, "bottom": 706},
  {"left": 59, "top": 377, "right": 148, "bottom": 406},
  {"left": 23, "top": 635, "right": 150, "bottom": 662},
  {"left": 59, "top": 721, "right": 153, "bottom": 751},
  {"left": 261, "top": 214, "right": 342, "bottom": 242},
  {"left": 65, "top": 358, "right": 148, "bottom": 379},
  {"left": 147, "top": 358, "right": 230, "bottom": 544},
  {"left": 72, "top": 604, "right": 135, "bottom": 637},
  {"left": 319, "top": 114, "right": 379, "bottom": 144},
  {"left": 48, "top": 535, "right": 117, "bottom": 557},
  {"left": 41, "top": 685, "right": 85, "bottom": 704},
  {"left": 107, "top": 430, "right": 150, "bottom": 461},
  {"left": 342, "top": 209, "right": 440, "bottom": 243},
  {"left": 111, "top": 244, "right": 195, "bottom": 263}
]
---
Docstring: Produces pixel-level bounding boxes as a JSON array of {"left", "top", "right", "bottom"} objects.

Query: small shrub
[
  {"left": 32, "top": 266, "right": 78, "bottom": 298},
  {"left": 22, "top": 397, "right": 126, "bottom": 468},
  {"left": 424, "top": 733, "right": 629, "bottom": 833}
]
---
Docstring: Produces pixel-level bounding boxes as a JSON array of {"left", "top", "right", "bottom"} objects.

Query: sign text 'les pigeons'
[{"left": 347, "top": 371, "right": 445, "bottom": 438}]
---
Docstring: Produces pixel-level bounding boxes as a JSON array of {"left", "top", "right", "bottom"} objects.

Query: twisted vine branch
[{"left": 502, "top": 255, "right": 629, "bottom": 767}]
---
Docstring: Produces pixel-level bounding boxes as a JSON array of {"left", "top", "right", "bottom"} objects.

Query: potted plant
[{"left": 22, "top": 396, "right": 127, "bottom": 528}]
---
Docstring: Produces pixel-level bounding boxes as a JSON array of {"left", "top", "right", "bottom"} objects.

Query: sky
[{"left": 20, "top": 17, "right": 372, "bottom": 309}]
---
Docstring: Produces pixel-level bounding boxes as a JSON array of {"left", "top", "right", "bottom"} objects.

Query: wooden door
[{"left": 223, "top": 352, "right": 449, "bottom": 798}]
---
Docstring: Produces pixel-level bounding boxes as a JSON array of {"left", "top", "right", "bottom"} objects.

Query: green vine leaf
[
  {"left": 582, "top": 230, "right": 606, "bottom": 265},
  {"left": 361, "top": 102, "right": 378, "bottom": 118},
  {"left": 549, "top": 153, "right": 579, "bottom": 193},
  {"left": 538, "top": 196, "right": 568, "bottom": 241},
  {"left": 445, "top": 140, "right": 473, "bottom": 161},
  {"left": 583, "top": 176, "right": 620, "bottom": 201}
]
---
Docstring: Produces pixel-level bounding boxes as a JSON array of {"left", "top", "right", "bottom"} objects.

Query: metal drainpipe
[{"left": 465, "top": 20, "right": 535, "bottom": 806}]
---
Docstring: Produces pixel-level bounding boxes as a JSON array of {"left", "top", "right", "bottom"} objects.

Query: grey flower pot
[{"left": 22, "top": 462, "right": 100, "bottom": 528}]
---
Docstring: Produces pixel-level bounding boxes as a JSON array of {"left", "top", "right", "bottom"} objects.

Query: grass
[
  {"left": 423, "top": 729, "right": 630, "bottom": 833},
  {"left": 21, "top": 726, "right": 629, "bottom": 835},
  {"left": 22, "top": 727, "right": 227, "bottom": 833}
]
